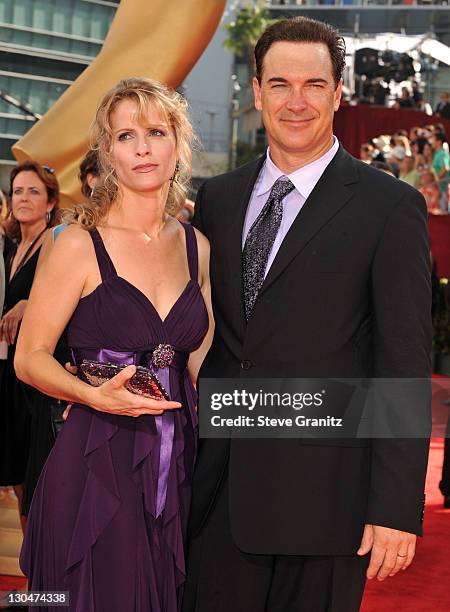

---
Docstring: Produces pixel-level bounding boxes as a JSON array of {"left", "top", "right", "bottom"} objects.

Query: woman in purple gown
[{"left": 15, "top": 77, "right": 213, "bottom": 611}]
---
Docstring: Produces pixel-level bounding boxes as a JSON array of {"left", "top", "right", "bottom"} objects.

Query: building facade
[{"left": 0, "top": 0, "right": 118, "bottom": 186}]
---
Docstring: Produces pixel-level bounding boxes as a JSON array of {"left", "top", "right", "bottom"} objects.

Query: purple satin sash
[
  {"left": 70, "top": 347, "right": 187, "bottom": 371},
  {"left": 70, "top": 346, "right": 188, "bottom": 517}
]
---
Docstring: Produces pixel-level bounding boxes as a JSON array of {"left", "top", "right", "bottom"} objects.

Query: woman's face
[
  {"left": 420, "top": 171, "right": 433, "bottom": 186},
  {"left": 415, "top": 154, "right": 426, "bottom": 170},
  {"left": 11, "top": 171, "right": 54, "bottom": 228},
  {"left": 423, "top": 143, "right": 432, "bottom": 157},
  {"left": 109, "top": 98, "right": 177, "bottom": 197}
]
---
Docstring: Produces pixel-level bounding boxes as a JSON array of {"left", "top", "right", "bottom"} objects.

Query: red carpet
[
  {"left": 0, "top": 574, "right": 26, "bottom": 591},
  {"left": 2, "top": 441, "right": 449, "bottom": 610},
  {"left": 362, "top": 438, "right": 450, "bottom": 611}
]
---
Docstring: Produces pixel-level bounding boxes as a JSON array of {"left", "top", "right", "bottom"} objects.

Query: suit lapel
[
  {"left": 259, "top": 146, "right": 359, "bottom": 297},
  {"left": 227, "top": 155, "right": 266, "bottom": 326}
]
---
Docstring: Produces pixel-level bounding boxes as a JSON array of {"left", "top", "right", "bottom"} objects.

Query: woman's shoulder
[
  {"left": 173, "top": 219, "right": 209, "bottom": 279},
  {"left": 191, "top": 226, "right": 210, "bottom": 253},
  {"left": 172, "top": 217, "right": 209, "bottom": 251},
  {"left": 191, "top": 226, "right": 210, "bottom": 284},
  {"left": 49, "top": 223, "right": 93, "bottom": 256},
  {"left": 182, "top": 222, "right": 210, "bottom": 260}
]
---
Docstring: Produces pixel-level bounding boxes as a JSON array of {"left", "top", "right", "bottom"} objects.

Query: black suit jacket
[
  {"left": 190, "top": 145, "right": 431, "bottom": 555},
  {"left": 435, "top": 101, "right": 450, "bottom": 120}
]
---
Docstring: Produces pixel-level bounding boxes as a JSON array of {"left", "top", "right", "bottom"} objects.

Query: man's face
[{"left": 253, "top": 42, "right": 342, "bottom": 159}]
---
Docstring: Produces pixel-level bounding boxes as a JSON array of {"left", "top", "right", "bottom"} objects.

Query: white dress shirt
[{"left": 242, "top": 137, "right": 340, "bottom": 277}]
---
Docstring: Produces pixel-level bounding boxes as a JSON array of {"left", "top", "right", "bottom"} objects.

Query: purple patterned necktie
[{"left": 243, "top": 176, "right": 295, "bottom": 320}]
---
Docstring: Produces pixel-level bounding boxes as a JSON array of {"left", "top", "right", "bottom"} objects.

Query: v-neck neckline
[
  {"left": 116, "top": 276, "right": 195, "bottom": 324},
  {"left": 8, "top": 244, "right": 41, "bottom": 284}
]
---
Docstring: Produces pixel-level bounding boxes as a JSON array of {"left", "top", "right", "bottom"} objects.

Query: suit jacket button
[{"left": 241, "top": 360, "right": 252, "bottom": 370}]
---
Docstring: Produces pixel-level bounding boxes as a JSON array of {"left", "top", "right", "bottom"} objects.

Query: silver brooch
[{"left": 152, "top": 344, "right": 175, "bottom": 369}]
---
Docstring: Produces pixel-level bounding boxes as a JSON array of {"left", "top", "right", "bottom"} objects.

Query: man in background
[
  {"left": 431, "top": 132, "right": 450, "bottom": 211},
  {"left": 435, "top": 91, "right": 450, "bottom": 120}
]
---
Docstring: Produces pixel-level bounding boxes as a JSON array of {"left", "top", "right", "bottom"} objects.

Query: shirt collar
[{"left": 257, "top": 136, "right": 340, "bottom": 199}]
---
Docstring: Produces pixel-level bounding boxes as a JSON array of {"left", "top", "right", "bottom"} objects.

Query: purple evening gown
[{"left": 20, "top": 223, "right": 208, "bottom": 611}]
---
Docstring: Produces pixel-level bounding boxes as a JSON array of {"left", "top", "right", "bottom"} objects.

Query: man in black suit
[
  {"left": 435, "top": 91, "right": 450, "bottom": 120},
  {"left": 183, "top": 17, "right": 431, "bottom": 612}
]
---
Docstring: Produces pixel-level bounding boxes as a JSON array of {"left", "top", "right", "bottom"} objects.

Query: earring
[
  {"left": 171, "top": 161, "right": 180, "bottom": 186},
  {"left": 46, "top": 211, "right": 51, "bottom": 224}
]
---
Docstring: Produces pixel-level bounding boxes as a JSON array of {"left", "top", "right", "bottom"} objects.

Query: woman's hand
[
  {"left": 0, "top": 300, "right": 27, "bottom": 344},
  {"left": 88, "top": 364, "right": 181, "bottom": 417}
]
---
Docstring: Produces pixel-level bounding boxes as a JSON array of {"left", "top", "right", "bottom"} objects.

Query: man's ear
[
  {"left": 253, "top": 76, "right": 262, "bottom": 112},
  {"left": 334, "top": 80, "right": 343, "bottom": 112}
]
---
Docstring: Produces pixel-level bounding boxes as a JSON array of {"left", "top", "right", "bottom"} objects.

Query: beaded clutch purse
[{"left": 79, "top": 360, "right": 169, "bottom": 401}]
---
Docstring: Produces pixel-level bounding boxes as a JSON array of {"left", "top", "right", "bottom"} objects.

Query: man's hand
[
  {"left": 357, "top": 524, "right": 416, "bottom": 581},
  {"left": 62, "top": 362, "right": 78, "bottom": 420}
]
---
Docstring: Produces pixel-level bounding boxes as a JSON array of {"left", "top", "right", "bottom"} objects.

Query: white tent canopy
[{"left": 344, "top": 33, "right": 450, "bottom": 66}]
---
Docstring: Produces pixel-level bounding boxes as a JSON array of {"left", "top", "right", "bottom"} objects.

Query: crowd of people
[
  {"left": 359, "top": 123, "right": 450, "bottom": 213},
  {"left": 393, "top": 86, "right": 450, "bottom": 116}
]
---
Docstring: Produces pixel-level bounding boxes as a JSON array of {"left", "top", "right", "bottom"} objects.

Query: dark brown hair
[
  {"left": 78, "top": 148, "right": 100, "bottom": 199},
  {"left": 255, "top": 17, "right": 345, "bottom": 88},
  {"left": 5, "top": 160, "right": 60, "bottom": 240},
  {"left": 433, "top": 131, "right": 447, "bottom": 145}
]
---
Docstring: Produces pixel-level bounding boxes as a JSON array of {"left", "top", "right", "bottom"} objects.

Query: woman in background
[
  {"left": 0, "top": 189, "right": 7, "bottom": 318},
  {"left": 79, "top": 148, "right": 100, "bottom": 200},
  {"left": 0, "top": 162, "right": 59, "bottom": 528},
  {"left": 419, "top": 168, "right": 442, "bottom": 214}
]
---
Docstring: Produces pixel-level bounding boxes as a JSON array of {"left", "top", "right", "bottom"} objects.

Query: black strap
[{"left": 9, "top": 226, "right": 47, "bottom": 281}]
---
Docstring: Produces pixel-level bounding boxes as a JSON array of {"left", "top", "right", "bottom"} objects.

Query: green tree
[
  {"left": 236, "top": 140, "right": 266, "bottom": 167},
  {"left": 223, "top": 6, "right": 273, "bottom": 61}
]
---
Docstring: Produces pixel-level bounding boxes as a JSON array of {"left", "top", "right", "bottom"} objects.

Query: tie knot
[{"left": 270, "top": 177, "right": 295, "bottom": 201}]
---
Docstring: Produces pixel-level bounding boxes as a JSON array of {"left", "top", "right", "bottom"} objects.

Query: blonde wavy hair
[{"left": 65, "top": 77, "right": 194, "bottom": 228}]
